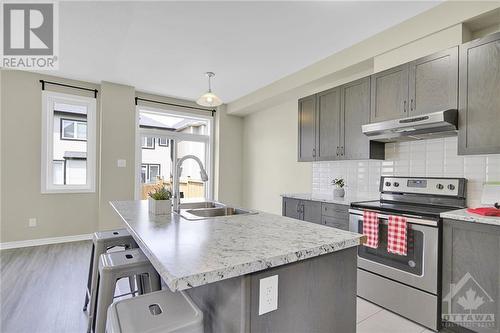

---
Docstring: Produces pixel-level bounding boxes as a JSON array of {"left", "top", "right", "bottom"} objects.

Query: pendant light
[{"left": 196, "top": 72, "right": 222, "bottom": 107}]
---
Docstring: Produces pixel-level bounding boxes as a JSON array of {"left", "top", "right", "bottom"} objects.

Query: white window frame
[
  {"left": 41, "top": 91, "right": 96, "bottom": 193},
  {"left": 134, "top": 105, "right": 214, "bottom": 201}
]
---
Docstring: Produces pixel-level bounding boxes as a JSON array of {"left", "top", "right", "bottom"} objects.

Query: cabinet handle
[
  {"left": 403, "top": 100, "right": 407, "bottom": 113},
  {"left": 410, "top": 99, "right": 415, "bottom": 112},
  {"left": 312, "top": 148, "right": 316, "bottom": 158},
  {"left": 336, "top": 146, "right": 339, "bottom": 156}
]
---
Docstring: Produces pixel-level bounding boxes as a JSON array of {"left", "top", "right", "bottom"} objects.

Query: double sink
[{"left": 176, "top": 201, "right": 257, "bottom": 220}]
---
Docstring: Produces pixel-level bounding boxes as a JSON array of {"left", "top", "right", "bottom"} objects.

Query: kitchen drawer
[
  {"left": 322, "top": 216, "right": 349, "bottom": 231},
  {"left": 322, "top": 203, "right": 349, "bottom": 218}
]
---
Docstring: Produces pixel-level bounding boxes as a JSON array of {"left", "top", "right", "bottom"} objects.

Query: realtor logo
[
  {"left": 1, "top": 2, "right": 58, "bottom": 69},
  {"left": 442, "top": 272, "right": 496, "bottom": 330}
]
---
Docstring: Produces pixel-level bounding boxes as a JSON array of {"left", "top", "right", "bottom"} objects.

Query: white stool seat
[{"left": 107, "top": 290, "right": 203, "bottom": 333}]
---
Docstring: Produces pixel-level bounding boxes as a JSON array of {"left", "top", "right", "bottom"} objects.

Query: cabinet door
[
  {"left": 298, "top": 95, "right": 316, "bottom": 161},
  {"left": 458, "top": 32, "right": 500, "bottom": 155},
  {"left": 317, "top": 87, "right": 342, "bottom": 160},
  {"left": 409, "top": 47, "right": 458, "bottom": 116},
  {"left": 370, "top": 63, "right": 409, "bottom": 122},
  {"left": 282, "top": 198, "right": 302, "bottom": 220},
  {"left": 442, "top": 219, "right": 500, "bottom": 333},
  {"left": 342, "top": 77, "right": 371, "bottom": 160},
  {"left": 322, "top": 216, "right": 349, "bottom": 231},
  {"left": 302, "top": 200, "right": 322, "bottom": 224}
]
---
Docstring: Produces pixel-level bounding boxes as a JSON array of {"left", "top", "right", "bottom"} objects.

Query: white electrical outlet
[
  {"left": 28, "top": 218, "right": 37, "bottom": 227},
  {"left": 117, "top": 159, "right": 127, "bottom": 168},
  {"left": 258, "top": 275, "right": 278, "bottom": 315}
]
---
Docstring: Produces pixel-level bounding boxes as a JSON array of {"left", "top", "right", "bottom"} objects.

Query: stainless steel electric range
[{"left": 349, "top": 176, "right": 467, "bottom": 331}]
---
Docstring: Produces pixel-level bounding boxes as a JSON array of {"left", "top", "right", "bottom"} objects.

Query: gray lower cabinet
[
  {"left": 282, "top": 197, "right": 321, "bottom": 224},
  {"left": 370, "top": 63, "right": 409, "bottom": 123},
  {"left": 298, "top": 95, "right": 316, "bottom": 161},
  {"left": 409, "top": 46, "right": 458, "bottom": 116},
  {"left": 282, "top": 198, "right": 349, "bottom": 230},
  {"left": 342, "top": 77, "right": 385, "bottom": 160},
  {"left": 442, "top": 219, "right": 500, "bottom": 333},
  {"left": 458, "top": 32, "right": 500, "bottom": 155}
]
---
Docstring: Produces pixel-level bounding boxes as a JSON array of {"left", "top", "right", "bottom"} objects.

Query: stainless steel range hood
[{"left": 362, "top": 109, "right": 458, "bottom": 142}]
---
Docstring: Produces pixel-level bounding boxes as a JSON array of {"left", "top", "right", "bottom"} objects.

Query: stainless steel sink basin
[
  {"left": 186, "top": 207, "right": 251, "bottom": 218},
  {"left": 179, "top": 201, "right": 223, "bottom": 209},
  {"left": 175, "top": 202, "right": 257, "bottom": 220}
]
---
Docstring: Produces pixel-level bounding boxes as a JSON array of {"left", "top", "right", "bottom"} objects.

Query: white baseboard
[{"left": 0, "top": 233, "right": 92, "bottom": 250}]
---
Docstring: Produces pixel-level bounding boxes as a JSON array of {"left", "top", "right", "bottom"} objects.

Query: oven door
[{"left": 349, "top": 210, "right": 439, "bottom": 294}]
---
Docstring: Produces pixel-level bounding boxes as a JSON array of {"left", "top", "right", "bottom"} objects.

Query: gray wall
[{"left": 0, "top": 70, "right": 239, "bottom": 243}]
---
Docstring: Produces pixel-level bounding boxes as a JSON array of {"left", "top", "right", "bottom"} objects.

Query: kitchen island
[{"left": 111, "top": 200, "right": 365, "bottom": 333}]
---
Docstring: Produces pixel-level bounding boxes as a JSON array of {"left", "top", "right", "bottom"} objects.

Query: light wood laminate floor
[{"left": 1, "top": 241, "right": 91, "bottom": 333}]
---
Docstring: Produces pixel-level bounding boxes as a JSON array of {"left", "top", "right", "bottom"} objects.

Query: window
[
  {"left": 137, "top": 107, "right": 213, "bottom": 202},
  {"left": 158, "top": 137, "right": 169, "bottom": 147},
  {"left": 61, "top": 118, "right": 87, "bottom": 140},
  {"left": 141, "top": 164, "right": 161, "bottom": 183},
  {"left": 142, "top": 137, "right": 155, "bottom": 149},
  {"left": 41, "top": 91, "right": 96, "bottom": 193}
]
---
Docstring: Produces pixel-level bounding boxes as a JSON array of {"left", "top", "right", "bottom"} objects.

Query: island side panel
[
  {"left": 186, "top": 247, "right": 357, "bottom": 333},
  {"left": 186, "top": 275, "right": 251, "bottom": 333},
  {"left": 249, "top": 247, "right": 357, "bottom": 333}
]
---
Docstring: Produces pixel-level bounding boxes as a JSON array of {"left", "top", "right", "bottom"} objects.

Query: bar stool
[
  {"left": 106, "top": 290, "right": 203, "bottom": 333},
  {"left": 83, "top": 229, "right": 138, "bottom": 331},
  {"left": 93, "top": 248, "right": 161, "bottom": 333}
]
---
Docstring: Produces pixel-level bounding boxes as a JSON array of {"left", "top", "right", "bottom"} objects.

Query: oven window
[{"left": 358, "top": 220, "right": 424, "bottom": 276}]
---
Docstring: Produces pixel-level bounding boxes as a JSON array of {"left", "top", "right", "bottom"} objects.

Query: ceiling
[{"left": 52, "top": 1, "right": 441, "bottom": 103}]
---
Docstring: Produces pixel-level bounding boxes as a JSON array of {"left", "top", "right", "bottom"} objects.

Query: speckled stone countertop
[
  {"left": 281, "top": 193, "right": 378, "bottom": 206},
  {"left": 110, "top": 200, "right": 365, "bottom": 292},
  {"left": 441, "top": 208, "right": 500, "bottom": 227}
]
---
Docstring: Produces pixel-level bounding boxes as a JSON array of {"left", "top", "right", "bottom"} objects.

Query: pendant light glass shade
[{"left": 196, "top": 72, "right": 223, "bottom": 107}]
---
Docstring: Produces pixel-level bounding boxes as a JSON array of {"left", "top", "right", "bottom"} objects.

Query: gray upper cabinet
[
  {"left": 298, "top": 95, "right": 316, "bottom": 161},
  {"left": 458, "top": 32, "right": 500, "bottom": 155},
  {"left": 342, "top": 77, "right": 384, "bottom": 160},
  {"left": 317, "top": 87, "right": 342, "bottom": 161},
  {"left": 297, "top": 77, "right": 384, "bottom": 162},
  {"left": 409, "top": 46, "right": 458, "bottom": 116},
  {"left": 370, "top": 63, "right": 409, "bottom": 122}
]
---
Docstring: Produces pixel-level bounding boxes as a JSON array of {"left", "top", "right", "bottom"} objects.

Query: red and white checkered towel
[
  {"left": 387, "top": 215, "right": 408, "bottom": 256},
  {"left": 363, "top": 211, "right": 379, "bottom": 249}
]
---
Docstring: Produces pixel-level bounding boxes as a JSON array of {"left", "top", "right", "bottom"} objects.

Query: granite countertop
[
  {"left": 441, "top": 208, "right": 500, "bottom": 227},
  {"left": 110, "top": 200, "right": 365, "bottom": 292},
  {"left": 281, "top": 193, "right": 378, "bottom": 205}
]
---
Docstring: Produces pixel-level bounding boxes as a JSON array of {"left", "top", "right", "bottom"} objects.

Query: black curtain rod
[
  {"left": 39, "top": 80, "right": 98, "bottom": 98},
  {"left": 135, "top": 97, "right": 216, "bottom": 117}
]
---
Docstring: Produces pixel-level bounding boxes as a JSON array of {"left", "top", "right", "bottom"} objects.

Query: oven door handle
[{"left": 349, "top": 209, "right": 438, "bottom": 227}]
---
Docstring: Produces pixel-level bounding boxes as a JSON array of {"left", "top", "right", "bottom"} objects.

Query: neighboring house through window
[{"left": 41, "top": 91, "right": 96, "bottom": 193}]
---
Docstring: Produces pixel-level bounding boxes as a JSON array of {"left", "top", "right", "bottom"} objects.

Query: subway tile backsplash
[{"left": 311, "top": 137, "right": 500, "bottom": 207}]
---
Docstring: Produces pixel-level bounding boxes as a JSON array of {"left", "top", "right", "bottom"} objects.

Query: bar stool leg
[
  {"left": 83, "top": 243, "right": 95, "bottom": 311},
  {"left": 87, "top": 241, "right": 105, "bottom": 332},
  {"left": 93, "top": 270, "right": 117, "bottom": 333},
  {"left": 148, "top": 271, "right": 161, "bottom": 293}
]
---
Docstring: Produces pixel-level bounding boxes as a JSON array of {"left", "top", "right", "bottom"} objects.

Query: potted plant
[
  {"left": 148, "top": 185, "right": 172, "bottom": 215},
  {"left": 331, "top": 178, "right": 345, "bottom": 198}
]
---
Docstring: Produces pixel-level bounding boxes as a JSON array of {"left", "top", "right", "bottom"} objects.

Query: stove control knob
[
  {"left": 393, "top": 182, "right": 400, "bottom": 187},
  {"left": 436, "top": 183, "right": 444, "bottom": 190},
  {"left": 385, "top": 182, "right": 391, "bottom": 187},
  {"left": 447, "top": 184, "right": 455, "bottom": 191}
]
